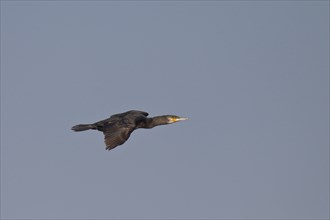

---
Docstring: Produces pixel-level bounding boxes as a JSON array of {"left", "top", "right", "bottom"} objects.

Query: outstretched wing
[
  {"left": 103, "top": 124, "right": 135, "bottom": 151},
  {"left": 102, "top": 110, "right": 149, "bottom": 150}
]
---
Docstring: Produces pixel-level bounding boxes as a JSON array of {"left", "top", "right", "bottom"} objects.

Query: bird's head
[{"left": 166, "top": 115, "right": 189, "bottom": 124}]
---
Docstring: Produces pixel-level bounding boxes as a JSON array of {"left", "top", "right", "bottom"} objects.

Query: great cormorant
[{"left": 71, "top": 110, "right": 188, "bottom": 151}]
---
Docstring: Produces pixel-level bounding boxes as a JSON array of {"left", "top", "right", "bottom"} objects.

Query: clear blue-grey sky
[{"left": 1, "top": 1, "right": 329, "bottom": 219}]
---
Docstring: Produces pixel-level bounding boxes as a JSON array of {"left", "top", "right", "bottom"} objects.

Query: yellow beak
[{"left": 173, "top": 117, "right": 189, "bottom": 122}]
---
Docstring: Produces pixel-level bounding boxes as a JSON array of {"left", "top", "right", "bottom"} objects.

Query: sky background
[{"left": 1, "top": 1, "right": 329, "bottom": 219}]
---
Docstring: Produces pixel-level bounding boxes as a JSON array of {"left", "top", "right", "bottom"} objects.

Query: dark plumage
[{"left": 71, "top": 110, "right": 188, "bottom": 151}]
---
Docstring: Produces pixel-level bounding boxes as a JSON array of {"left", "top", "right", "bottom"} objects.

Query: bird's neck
[{"left": 142, "top": 116, "right": 169, "bottom": 128}]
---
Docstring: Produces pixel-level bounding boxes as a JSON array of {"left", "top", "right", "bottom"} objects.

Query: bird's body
[{"left": 71, "top": 110, "right": 187, "bottom": 151}]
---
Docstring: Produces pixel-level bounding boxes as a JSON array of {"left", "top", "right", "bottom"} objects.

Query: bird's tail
[{"left": 71, "top": 124, "right": 96, "bottom": 132}]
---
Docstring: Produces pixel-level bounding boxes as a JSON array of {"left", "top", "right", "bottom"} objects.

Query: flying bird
[{"left": 71, "top": 110, "right": 188, "bottom": 151}]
